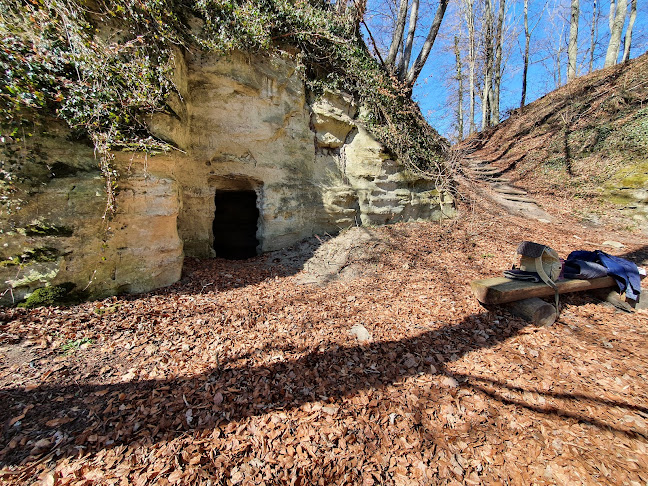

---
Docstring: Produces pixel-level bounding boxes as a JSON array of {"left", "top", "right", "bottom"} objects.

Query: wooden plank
[{"left": 470, "top": 276, "right": 616, "bottom": 305}]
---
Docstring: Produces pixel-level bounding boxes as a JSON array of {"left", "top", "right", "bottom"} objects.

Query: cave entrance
[{"left": 213, "top": 190, "right": 260, "bottom": 260}]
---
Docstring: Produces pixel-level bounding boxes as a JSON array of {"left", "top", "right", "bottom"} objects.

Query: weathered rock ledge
[{"left": 0, "top": 51, "right": 453, "bottom": 304}]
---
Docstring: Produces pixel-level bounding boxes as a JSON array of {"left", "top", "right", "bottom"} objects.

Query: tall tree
[
  {"left": 385, "top": 0, "right": 409, "bottom": 66},
  {"left": 622, "top": 0, "right": 637, "bottom": 62},
  {"left": 567, "top": 0, "right": 580, "bottom": 81},
  {"left": 521, "top": 0, "right": 549, "bottom": 106},
  {"left": 383, "top": 0, "right": 449, "bottom": 89},
  {"left": 454, "top": 35, "right": 464, "bottom": 139},
  {"left": 521, "top": 0, "right": 530, "bottom": 108},
  {"left": 604, "top": 0, "right": 627, "bottom": 66},
  {"left": 463, "top": 0, "right": 477, "bottom": 133},
  {"left": 481, "top": 0, "right": 494, "bottom": 129},
  {"left": 397, "top": 0, "right": 420, "bottom": 76},
  {"left": 404, "top": 0, "right": 449, "bottom": 85},
  {"left": 490, "top": 0, "right": 506, "bottom": 124},
  {"left": 588, "top": 0, "right": 599, "bottom": 72}
]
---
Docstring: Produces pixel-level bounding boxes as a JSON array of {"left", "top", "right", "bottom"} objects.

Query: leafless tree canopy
[
  {"left": 363, "top": 0, "right": 645, "bottom": 141},
  {"left": 380, "top": 0, "right": 450, "bottom": 88}
]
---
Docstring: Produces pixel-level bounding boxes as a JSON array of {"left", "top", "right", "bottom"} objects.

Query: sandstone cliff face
[
  {"left": 605, "top": 162, "right": 648, "bottom": 229},
  {"left": 0, "top": 130, "right": 184, "bottom": 304},
  {"left": 0, "top": 51, "right": 453, "bottom": 304}
]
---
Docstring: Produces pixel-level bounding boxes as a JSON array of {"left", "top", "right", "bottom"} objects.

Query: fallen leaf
[
  {"left": 45, "top": 417, "right": 74, "bottom": 427},
  {"left": 30, "top": 438, "right": 51, "bottom": 455},
  {"left": 40, "top": 472, "right": 56, "bottom": 486},
  {"left": 9, "top": 404, "right": 34, "bottom": 426}
]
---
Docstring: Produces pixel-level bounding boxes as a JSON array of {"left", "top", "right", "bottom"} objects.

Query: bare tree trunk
[
  {"left": 555, "top": 42, "right": 563, "bottom": 87},
  {"left": 521, "top": 0, "right": 530, "bottom": 108},
  {"left": 385, "top": 0, "right": 409, "bottom": 68},
  {"left": 405, "top": 0, "right": 449, "bottom": 86},
  {"left": 454, "top": 35, "right": 464, "bottom": 140},
  {"left": 604, "top": 0, "right": 627, "bottom": 67},
  {"left": 488, "top": 89, "right": 496, "bottom": 125},
  {"left": 567, "top": 0, "right": 579, "bottom": 81},
  {"left": 465, "top": 0, "right": 477, "bottom": 133},
  {"left": 398, "top": 0, "right": 420, "bottom": 79},
  {"left": 491, "top": 0, "right": 506, "bottom": 124},
  {"left": 622, "top": 0, "right": 637, "bottom": 62},
  {"left": 589, "top": 0, "right": 598, "bottom": 72},
  {"left": 551, "top": 17, "right": 566, "bottom": 88},
  {"left": 481, "top": 0, "right": 494, "bottom": 130},
  {"left": 609, "top": 0, "right": 616, "bottom": 31}
]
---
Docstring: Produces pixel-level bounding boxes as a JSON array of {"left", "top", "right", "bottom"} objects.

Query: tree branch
[
  {"left": 405, "top": 0, "right": 448, "bottom": 86},
  {"left": 361, "top": 18, "right": 387, "bottom": 69},
  {"left": 385, "top": 0, "right": 409, "bottom": 67}
]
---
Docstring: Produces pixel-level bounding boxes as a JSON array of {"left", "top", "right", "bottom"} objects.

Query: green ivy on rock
[{"left": 0, "top": 0, "right": 452, "bottom": 215}]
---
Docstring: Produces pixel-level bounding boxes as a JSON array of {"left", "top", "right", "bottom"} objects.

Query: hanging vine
[{"left": 0, "top": 0, "right": 452, "bottom": 215}]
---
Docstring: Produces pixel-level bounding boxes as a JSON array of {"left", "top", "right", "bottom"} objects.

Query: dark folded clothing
[
  {"left": 562, "top": 260, "right": 608, "bottom": 280},
  {"left": 503, "top": 269, "right": 541, "bottom": 282},
  {"left": 567, "top": 250, "right": 641, "bottom": 301}
]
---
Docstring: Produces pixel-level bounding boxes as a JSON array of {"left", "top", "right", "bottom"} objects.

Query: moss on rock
[
  {"left": 0, "top": 247, "right": 60, "bottom": 267},
  {"left": 18, "top": 282, "right": 78, "bottom": 308},
  {"left": 24, "top": 223, "right": 73, "bottom": 237}
]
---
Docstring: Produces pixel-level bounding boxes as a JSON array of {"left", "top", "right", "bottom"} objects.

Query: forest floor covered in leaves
[{"left": 1, "top": 184, "right": 648, "bottom": 485}]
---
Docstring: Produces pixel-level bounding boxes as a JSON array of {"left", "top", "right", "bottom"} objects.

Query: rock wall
[
  {"left": 0, "top": 129, "right": 183, "bottom": 304},
  {"left": 0, "top": 50, "right": 453, "bottom": 304},
  {"left": 606, "top": 164, "right": 648, "bottom": 231}
]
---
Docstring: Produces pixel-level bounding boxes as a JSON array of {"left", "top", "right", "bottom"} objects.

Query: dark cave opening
[{"left": 213, "top": 190, "right": 259, "bottom": 260}]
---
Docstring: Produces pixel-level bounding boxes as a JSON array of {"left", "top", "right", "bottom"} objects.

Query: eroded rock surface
[{"left": 1, "top": 51, "right": 452, "bottom": 303}]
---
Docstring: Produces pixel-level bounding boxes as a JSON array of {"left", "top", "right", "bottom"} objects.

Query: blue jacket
[{"left": 567, "top": 250, "right": 642, "bottom": 301}]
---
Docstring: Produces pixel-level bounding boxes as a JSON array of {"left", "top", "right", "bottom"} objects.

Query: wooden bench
[
  {"left": 470, "top": 276, "right": 616, "bottom": 305},
  {"left": 470, "top": 276, "right": 617, "bottom": 326}
]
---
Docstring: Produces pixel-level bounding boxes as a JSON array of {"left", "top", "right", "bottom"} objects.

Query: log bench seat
[
  {"left": 470, "top": 276, "right": 616, "bottom": 305},
  {"left": 470, "top": 276, "right": 620, "bottom": 326}
]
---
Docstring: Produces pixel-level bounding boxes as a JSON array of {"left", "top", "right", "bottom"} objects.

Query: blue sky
[{"left": 363, "top": 0, "right": 647, "bottom": 140}]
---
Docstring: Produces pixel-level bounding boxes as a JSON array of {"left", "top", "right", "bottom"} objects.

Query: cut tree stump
[
  {"left": 470, "top": 276, "right": 616, "bottom": 305},
  {"left": 508, "top": 298, "right": 557, "bottom": 326}
]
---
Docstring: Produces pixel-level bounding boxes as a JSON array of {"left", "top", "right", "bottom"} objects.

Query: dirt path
[
  {"left": 462, "top": 154, "right": 554, "bottom": 222},
  {"left": 1, "top": 191, "right": 647, "bottom": 485}
]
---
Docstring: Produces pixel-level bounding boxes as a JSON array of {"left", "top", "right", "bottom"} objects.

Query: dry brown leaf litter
[{"left": 1, "top": 196, "right": 647, "bottom": 485}]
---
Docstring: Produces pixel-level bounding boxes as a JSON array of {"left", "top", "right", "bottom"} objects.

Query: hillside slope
[{"left": 459, "top": 53, "right": 648, "bottom": 233}]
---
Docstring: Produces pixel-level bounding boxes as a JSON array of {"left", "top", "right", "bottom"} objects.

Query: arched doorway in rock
[{"left": 211, "top": 177, "right": 262, "bottom": 260}]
